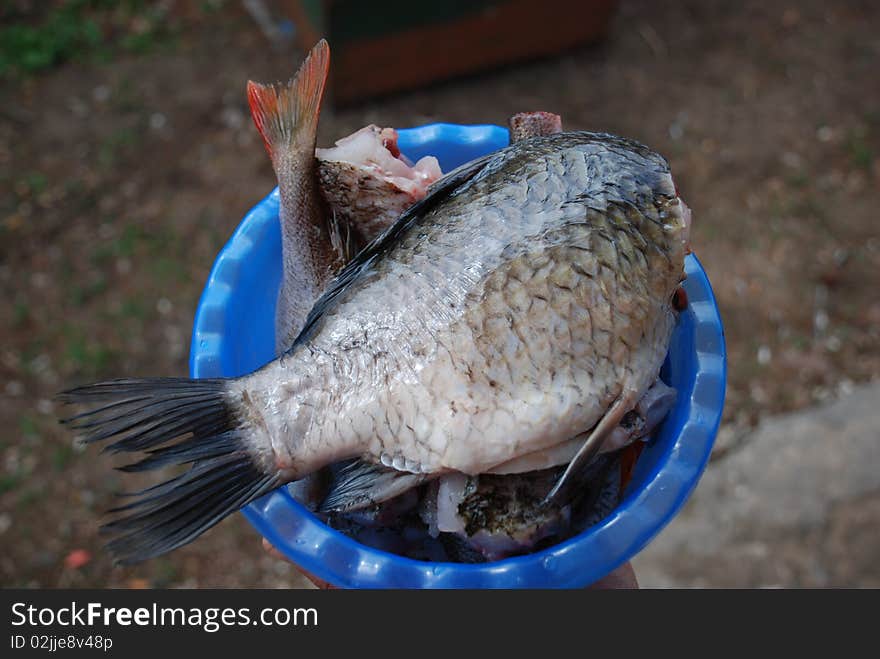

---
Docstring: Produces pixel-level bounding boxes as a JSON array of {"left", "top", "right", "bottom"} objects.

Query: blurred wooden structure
[{"left": 280, "top": 0, "right": 617, "bottom": 104}]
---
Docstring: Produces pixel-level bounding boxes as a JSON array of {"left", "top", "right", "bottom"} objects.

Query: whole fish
[
  {"left": 247, "top": 40, "right": 443, "bottom": 354},
  {"left": 59, "top": 128, "right": 690, "bottom": 564},
  {"left": 322, "top": 110, "right": 679, "bottom": 560}
]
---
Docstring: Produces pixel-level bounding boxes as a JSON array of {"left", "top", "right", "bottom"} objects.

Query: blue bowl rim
[{"left": 190, "top": 123, "right": 726, "bottom": 588}]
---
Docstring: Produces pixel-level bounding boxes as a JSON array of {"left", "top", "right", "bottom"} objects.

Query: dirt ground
[{"left": 1, "top": 0, "right": 878, "bottom": 588}]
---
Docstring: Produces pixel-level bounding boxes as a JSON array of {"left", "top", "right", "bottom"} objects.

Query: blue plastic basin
[{"left": 189, "top": 123, "right": 726, "bottom": 588}]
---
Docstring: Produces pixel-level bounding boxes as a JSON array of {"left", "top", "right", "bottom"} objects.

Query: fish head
[
  {"left": 316, "top": 124, "right": 443, "bottom": 194},
  {"left": 316, "top": 125, "right": 444, "bottom": 243}
]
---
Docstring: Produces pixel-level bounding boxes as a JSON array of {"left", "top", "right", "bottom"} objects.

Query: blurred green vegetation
[
  {"left": 0, "top": 0, "right": 178, "bottom": 79},
  {"left": 847, "top": 125, "right": 873, "bottom": 172}
]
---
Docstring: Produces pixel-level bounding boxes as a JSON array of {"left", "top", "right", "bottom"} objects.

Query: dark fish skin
[{"left": 58, "top": 131, "right": 689, "bottom": 564}]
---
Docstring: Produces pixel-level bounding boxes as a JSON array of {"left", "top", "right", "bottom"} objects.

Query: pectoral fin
[
  {"left": 543, "top": 392, "right": 637, "bottom": 505},
  {"left": 319, "top": 459, "right": 428, "bottom": 513}
]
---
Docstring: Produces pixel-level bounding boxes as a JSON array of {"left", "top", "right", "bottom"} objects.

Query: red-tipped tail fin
[{"left": 247, "top": 39, "right": 330, "bottom": 163}]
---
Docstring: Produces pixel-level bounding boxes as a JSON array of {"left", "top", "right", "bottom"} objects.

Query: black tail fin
[{"left": 57, "top": 378, "right": 280, "bottom": 565}]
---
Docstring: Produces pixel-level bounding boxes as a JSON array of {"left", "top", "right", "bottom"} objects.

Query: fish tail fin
[
  {"left": 57, "top": 378, "right": 281, "bottom": 565},
  {"left": 247, "top": 38, "right": 330, "bottom": 164}
]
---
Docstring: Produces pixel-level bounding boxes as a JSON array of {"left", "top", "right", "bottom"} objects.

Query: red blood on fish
[
  {"left": 619, "top": 442, "right": 645, "bottom": 492},
  {"left": 673, "top": 286, "right": 688, "bottom": 311},
  {"left": 380, "top": 128, "right": 401, "bottom": 158}
]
